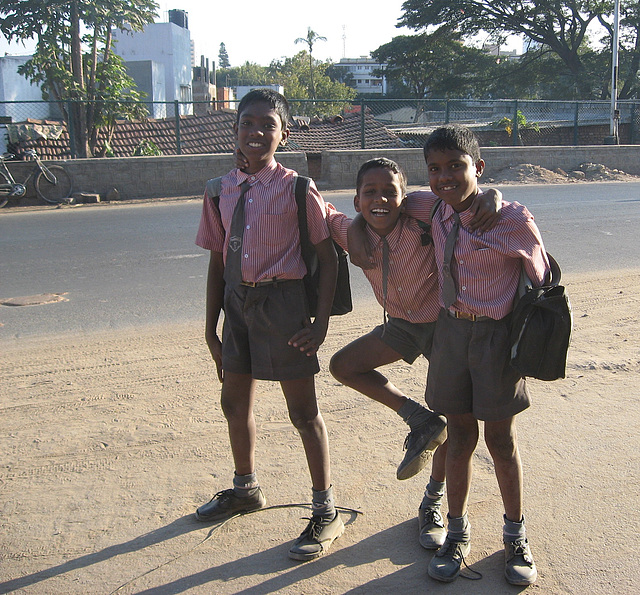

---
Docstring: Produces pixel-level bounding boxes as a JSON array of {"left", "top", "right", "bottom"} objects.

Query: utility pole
[{"left": 605, "top": 0, "right": 620, "bottom": 144}]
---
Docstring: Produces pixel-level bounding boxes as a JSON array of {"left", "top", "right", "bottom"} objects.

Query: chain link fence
[{"left": 1, "top": 98, "right": 638, "bottom": 158}]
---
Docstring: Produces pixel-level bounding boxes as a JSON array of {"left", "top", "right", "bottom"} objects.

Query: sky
[{"left": 1, "top": 0, "right": 522, "bottom": 66}]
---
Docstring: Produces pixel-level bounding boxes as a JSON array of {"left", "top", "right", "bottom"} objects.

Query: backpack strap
[
  {"left": 294, "top": 175, "right": 316, "bottom": 274},
  {"left": 205, "top": 176, "right": 223, "bottom": 211},
  {"left": 430, "top": 197, "right": 443, "bottom": 222}
]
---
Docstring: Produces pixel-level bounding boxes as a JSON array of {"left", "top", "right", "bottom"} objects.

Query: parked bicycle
[{"left": 0, "top": 149, "right": 73, "bottom": 208}]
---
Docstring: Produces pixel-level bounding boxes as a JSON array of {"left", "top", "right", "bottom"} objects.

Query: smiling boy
[
  {"left": 195, "top": 89, "right": 343, "bottom": 561},
  {"left": 423, "top": 125, "right": 549, "bottom": 585}
]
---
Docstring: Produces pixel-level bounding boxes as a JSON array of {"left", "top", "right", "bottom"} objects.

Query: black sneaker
[
  {"left": 195, "top": 487, "right": 266, "bottom": 522},
  {"left": 288, "top": 513, "right": 345, "bottom": 561},
  {"left": 504, "top": 538, "right": 537, "bottom": 585},
  {"left": 397, "top": 413, "right": 447, "bottom": 480}
]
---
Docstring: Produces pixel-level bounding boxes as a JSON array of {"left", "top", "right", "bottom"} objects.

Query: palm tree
[{"left": 295, "top": 27, "right": 327, "bottom": 101}]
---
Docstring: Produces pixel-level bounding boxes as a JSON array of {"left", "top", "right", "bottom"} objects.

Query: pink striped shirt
[
  {"left": 326, "top": 201, "right": 441, "bottom": 323},
  {"left": 431, "top": 200, "right": 550, "bottom": 320},
  {"left": 195, "top": 160, "right": 329, "bottom": 283}
]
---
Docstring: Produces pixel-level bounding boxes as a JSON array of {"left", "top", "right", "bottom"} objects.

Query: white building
[
  {"left": 112, "top": 10, "right": 193, "bottom": 115},
  {"left": 333, "top": 56, "right": 387, "bottom": 95}
]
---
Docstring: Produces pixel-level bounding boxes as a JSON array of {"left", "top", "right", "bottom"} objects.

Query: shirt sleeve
[
  {"left": 195, "top": 187, "right": 225, "bottom": 252},
  {"left": 404, "top": 189, "right": 439, "bottom": 223},
  {"left": 512, "top": 205, "right": 551, "bottom": 287},
  {"left": 325, "top": 202, "right": 350, "bottom": 251},
  {"left": 306, "top": 179, "right": 331, "bottom": 246}
]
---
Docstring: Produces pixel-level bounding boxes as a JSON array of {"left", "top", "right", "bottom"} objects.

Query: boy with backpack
[{"left": 194, "top": 88, "right": 343, "bottom": 561}]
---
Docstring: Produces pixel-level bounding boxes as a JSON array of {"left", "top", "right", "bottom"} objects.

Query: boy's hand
[
  {"left": 288, "top": 319, "right": 329, "bottom": 356},
  {"left": 234, "top": 147, "right": 250, "bottom": 171},
  {"left": 468, "top": 188, "right": 502, "bottom": 232},
  {"left": 347, "top": 213, "right": 375, "bottom": 269},
  {"left": 206, "top": 331, "right": 224, "bottom": 382}
]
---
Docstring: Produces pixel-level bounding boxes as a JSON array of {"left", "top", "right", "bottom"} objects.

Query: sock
[
  {"left": 233, "top": 472, "right": 259, "bottom": 498},
  {"left": 397, "top": 398, "right": 431, "bottom": 430},
  {"left": 312, "top": 485, "right": 336, "bottom": 520},
  {"left": 447, "top": 512, "right": 471, "bottom": 543},
  {"left": 420, "top": 476, "right": 445, "bottom": 509},
  {"left": 503, "top": 514, "right": 527, "bottom": 543}
]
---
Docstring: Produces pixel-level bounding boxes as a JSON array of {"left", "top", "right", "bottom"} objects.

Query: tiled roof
[{"left": 7, "top": 110, "right": 404, "bottom": 159}]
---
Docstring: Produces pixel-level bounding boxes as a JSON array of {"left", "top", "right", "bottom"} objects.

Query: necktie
[
  {"left": 441, "top": 211, "right": 461, "bottom": 308},
  {"left": 223, "top": 180, "right": 251, "bottom": 288},
  {"left": 381, "top": 236, "right": 390, "bottom": 333}
]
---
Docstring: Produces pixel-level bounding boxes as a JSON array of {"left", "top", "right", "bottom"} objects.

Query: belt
[
  {"left": 447, "top": 309, "right": 492, "bottom": 322},
  {"left": 239, "top": 277, "right": 294, "bottom": 288}
]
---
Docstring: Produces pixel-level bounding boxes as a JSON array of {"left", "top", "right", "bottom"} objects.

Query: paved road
[{"left": 1, "top": 182, "right": 639, "bottom": 340}]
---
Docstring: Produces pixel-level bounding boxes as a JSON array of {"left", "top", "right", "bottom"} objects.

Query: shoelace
[
  {"left": 421, "top": 507, "right": 444, "bottom": 527},
  {"left": 508, "top": 539, "right": 534, "bottom": 564},
  {"left": 436, "top": 539, "right": 483, "bottom": 580}
]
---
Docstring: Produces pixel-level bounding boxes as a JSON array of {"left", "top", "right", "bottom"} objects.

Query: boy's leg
[
  {"left": 484, "top": 416, "right": 537, "bottom": 585},
  {"left": 418, "top": 441, "right": 447, "bottom": 549},
  {"left": 195, "top": 372, "right": 266, "bottom": 522},
  {"left": 281, "top": 376, "right": 344, "bottom": 561},
  {"left": 330, "top": 330, "right": 446, "bottom": 479},
  {"left": 428, "top": 413, "right": 477, "bottom": 583}
]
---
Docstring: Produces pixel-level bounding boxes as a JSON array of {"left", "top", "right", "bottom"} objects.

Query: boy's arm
[
  {"left": 346, "top": 213, "right": 374, "bottom": 269},
  {"left": 325, "top": 202, "right": 350, "bottom": 251},
  {"left": 205, "top": 251, "right": 225, "bottom": 381},
  {"left": 468, "top": 188, "right": 503, "bottom": 232},
  {"left": 405, "top": 188, "right": 503, "bottom": 232},
  {"left": 288, "top": 237, "right": 338, "bottom": 356}
]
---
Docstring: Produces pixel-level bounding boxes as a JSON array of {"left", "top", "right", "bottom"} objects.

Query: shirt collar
[
  {"left": 365, "top": 213, "right": 408, "bottom": 250},
  {"left": 234, "top": 158, "right": 279, "bottom": 187}
]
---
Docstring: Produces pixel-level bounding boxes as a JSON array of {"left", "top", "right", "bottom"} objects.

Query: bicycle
[{"left": 0, "top": 149, "right": 73, "bottom": 208}]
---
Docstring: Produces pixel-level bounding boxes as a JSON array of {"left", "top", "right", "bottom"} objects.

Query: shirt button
[
  {"left": 244, "top": 254, "right": 249, "bottom": 259},
  {"left": 462, "top": 285, "right": 466, "bottom": 291},
  {"left": 397, "top": 287, "right": 402, "bottom": 292},
  {"left": 246, "top": 225, "right": 250, "bottom": 230},
  {"left": 407, "top": 310, "right": 412, "bottom": 314},
  {"left": 249, "top": 175, "right": 256, "bottom": 181},
  {"left": 460, "top": 259, "right": 464, "bottom": 264}
]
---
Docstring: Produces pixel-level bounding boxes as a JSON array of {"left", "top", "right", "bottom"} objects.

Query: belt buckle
[
  {"left": 240, "top": 280, "right": 258, "bottom": 287},
  {"left": 454, "top": 311, "right": 477, "bottom": 322}
]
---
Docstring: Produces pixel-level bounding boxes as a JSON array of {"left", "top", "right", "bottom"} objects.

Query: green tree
[
  {"left": 398, "top": 0, "right": 619, "bottom": 97},
  {"left": 294, "top": 27, "right": 327, "bottom": 101},
  {"left": 218, "top": 42, "right": 230, "bottom": 69},
  {"left": 372, "top": 31, "right": 500, "bottom": 98},
  {"left": 0, "top": 0, "right": 158, "bottom": 157}
]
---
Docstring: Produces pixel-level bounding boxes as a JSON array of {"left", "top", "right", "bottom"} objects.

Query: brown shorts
[
  {"left": 372, "top": 317, "right": 436, "bottom": 364},
  {"left": 425, "top": 309, "right": 530, "bottom": 421},
  {"left": 222, "top": 280, "right": 320, "bottom": 381}
]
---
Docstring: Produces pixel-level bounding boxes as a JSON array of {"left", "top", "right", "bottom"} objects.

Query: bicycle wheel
[
  {"left": 35, "top": 165, "right": 73, "bottom": 204},
  {"left": 0, "top": 170, "right": 11, "bottom": 208}
]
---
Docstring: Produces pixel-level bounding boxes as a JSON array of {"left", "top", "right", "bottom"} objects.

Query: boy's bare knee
[
  {"left": 485, "top": 426, "right": 518, "bottom": 461},
  {"left": 329, "top": 352, "right": 351, "bottom": 382}
]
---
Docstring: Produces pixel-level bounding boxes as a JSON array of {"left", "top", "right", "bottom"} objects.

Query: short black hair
[
  {"left": 356, "top": 157, "right": 407, "bottom": 193},
  {"left": 423, "top": 125, "right": 481, "bottom": 163},
  {"left": 236, "top": 88, "right": 290, "bottom": 130}
]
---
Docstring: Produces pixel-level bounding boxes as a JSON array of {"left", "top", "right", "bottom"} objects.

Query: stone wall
[
  {"left": 6, "top": 146, "right": 639, "bottom": 200},
  {"left": 319, "top": 145, "right": 640, "bottom": 189},
  {"left": 7, "top": 152, "right": 308, "bottom": 200}
]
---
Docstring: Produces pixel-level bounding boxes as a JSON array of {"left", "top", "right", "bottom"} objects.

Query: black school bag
[
  {"left": 510, "top": 253, "right": 572, "bottom": 381},
  {"left": 204, "top": 175, "right": 352, "bottom": 318},
  {"left": 294, "top": 175, "right": 352, "bottom": 317}
]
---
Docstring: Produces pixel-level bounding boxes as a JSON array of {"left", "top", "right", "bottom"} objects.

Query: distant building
[
  {"left": 482, "top": 43, "right": 521, "bottom": 62},
  {"left": 112, "top": 10, "right": 193, "bottom": 115},
  {"left": 332, "top": 56, "right": 387, "bottom": 95}
]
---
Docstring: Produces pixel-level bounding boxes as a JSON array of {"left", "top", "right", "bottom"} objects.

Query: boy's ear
[
  {"left": 233, "top": 122, "right": 239, "bottom": 135},
  {"left": 400, "top": 196, "right": 407, "bottom": 212},
  {"left": 476, "top": 159, "right": 485, "bottom": 178},
  {"left": 280, "top": 128, "right": 290, "bottom": 146},
  {"left": 353, "top": 194, "right": 362, "bottom": 213}
]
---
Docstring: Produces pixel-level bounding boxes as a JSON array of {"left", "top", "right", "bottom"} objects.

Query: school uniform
[
  {"left": 425, "top": 199, "right": 550, "bottom": 421},
  {"left": 196, "top": 159, "right": 330, "bottom": 380},
  {"left": 326, "top": 189, "right": 440, "bottom": 363}
]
